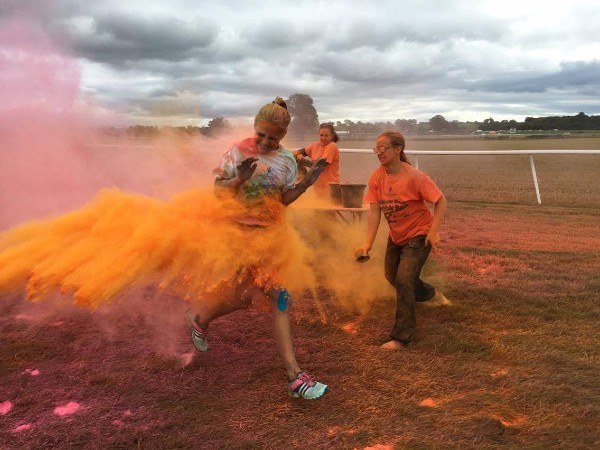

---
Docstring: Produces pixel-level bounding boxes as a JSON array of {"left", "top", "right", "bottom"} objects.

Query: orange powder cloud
[
  {"left": 0, "top": 182, "right": 396, "bottom": 321},
  {"left": 0, "top": 188, "right": 318, "bottom": 312},
  {"left": 288, "top": 195, "right": 393, "bottom": 315}
]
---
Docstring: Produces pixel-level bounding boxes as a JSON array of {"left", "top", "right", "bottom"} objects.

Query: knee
[
  {"left": 395, "top": 274, "right": 414, "bottom": 292},
  {"left": 276, "top": 288, "right": 292, "bottom": 312},
  {"left": 384, "top": 266, "right": 397, "bottom": 286}
]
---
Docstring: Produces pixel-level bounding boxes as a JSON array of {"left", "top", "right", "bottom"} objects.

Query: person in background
[
  {"left": 186, "top": 97, "right": 329, "bottom": 399},
  {"left": 294, "top": 123, "right": 340, "bottom": 197},
  {"left": 354, "top": 131, "right": 447, "bottom": 350}
]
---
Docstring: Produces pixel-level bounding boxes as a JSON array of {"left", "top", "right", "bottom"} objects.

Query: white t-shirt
[{"left": 213, "top": 137, "right": 298, "bottom": 202}]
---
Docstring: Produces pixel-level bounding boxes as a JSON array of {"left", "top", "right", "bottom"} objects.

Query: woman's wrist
[
  {"left": 216, "top": 176, "right": 243, "bottom": 191},
  {"left": 296, "top": 181, "right": 308, "bottom": 193},
  {"left": 428, "top": 226, "right": 440, "bottom": 235}
]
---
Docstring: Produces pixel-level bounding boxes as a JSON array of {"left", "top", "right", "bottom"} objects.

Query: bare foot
[
  {"left": 380, "top": 340, "right": 403, "bottom": 350},
  {"left": 425, "top": 292, "right": 452, "bottom": 307}
]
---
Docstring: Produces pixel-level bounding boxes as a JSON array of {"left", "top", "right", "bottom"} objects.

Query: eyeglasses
[{"left": 372, "top": 145, "right": 397, "bottom": 154}]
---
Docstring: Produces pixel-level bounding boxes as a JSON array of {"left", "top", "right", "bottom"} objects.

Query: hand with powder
[
  {"left": 303, "top": 158, "right": 327, "bottom": 186},
  {"left": 236, "top": 157, "right": 258, "bottom": 183}
]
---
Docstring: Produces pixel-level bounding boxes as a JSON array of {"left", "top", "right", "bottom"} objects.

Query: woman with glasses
[
  {"left": 186, "top": 97, "right": 329, "bottom": 399},
  {"left": 293, "top": 123, "right": 340, "bottom": 197},
  {"left": 355, "top": 131, "right": 447, "bottom": 349}
]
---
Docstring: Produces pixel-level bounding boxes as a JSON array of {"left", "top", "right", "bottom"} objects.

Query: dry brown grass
[
  {"left": 1, "top": 200, "right": 599, "bottom": 449},
  {"left": 1, "top": 136, "right": 599, "bottom": 448}
]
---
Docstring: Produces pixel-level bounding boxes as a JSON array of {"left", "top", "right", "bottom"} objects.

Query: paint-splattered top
[{"left": 213, "top": 138, "right": 297, "bottom": 225}]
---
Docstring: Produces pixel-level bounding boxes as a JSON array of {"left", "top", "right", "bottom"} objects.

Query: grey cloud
[
  {"left": 471, "top": 60, "right": 600, "bottom": 94},
  {"left": 4, "top": 0, "right": 598, "bottom": 123},
  {"left": 320, "top": 14, "right": 508, "bottom": 52},
  {"left": 242, "top": 23, "right": 321, "bottom": 50},
  {"left": 306, "top": 44, "right": 452, "bottom": 88},
  {"left": 67, "top": 13, "right": 218, "bottom": 64}
]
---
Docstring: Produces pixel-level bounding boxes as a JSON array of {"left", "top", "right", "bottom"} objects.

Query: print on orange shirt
[{"left": 379, "top": 199, "right": 409, "bottom": 223}]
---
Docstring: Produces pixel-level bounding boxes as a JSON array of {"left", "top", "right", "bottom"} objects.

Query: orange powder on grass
[{"left": 0, "top": 188, "right": 317, "bottom": 310}]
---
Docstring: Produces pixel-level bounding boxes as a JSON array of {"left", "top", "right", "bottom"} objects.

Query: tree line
[
  {"left": 102, "top": 93, "right": 600, "bottom": 138},
  {"left": 330, "top": 112, "right": 600, "bottom": 136}
]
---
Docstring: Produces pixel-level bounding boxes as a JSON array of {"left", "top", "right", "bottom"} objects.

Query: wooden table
[{"left": 291, "top": 203, "right": 369, "bottom": 225}]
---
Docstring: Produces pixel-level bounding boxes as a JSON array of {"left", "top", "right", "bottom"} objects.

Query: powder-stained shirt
[
  {"left": 365, "top": 163, "right": 442, "bottom": 245},
  {"left": 213, "top": 137, "right": 298, "bottom": 202},
  {"left": 304, "top": 141, "right": 340, "bottom": 195}
]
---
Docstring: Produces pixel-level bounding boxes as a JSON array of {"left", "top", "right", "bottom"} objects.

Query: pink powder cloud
[{"left": 0, "top": 18, "right": 226, "bottom": 232}]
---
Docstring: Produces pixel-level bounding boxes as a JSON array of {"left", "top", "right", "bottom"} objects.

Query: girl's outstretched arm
[{"left": 281, "top": 158, "right": 327, "bottom": 205}]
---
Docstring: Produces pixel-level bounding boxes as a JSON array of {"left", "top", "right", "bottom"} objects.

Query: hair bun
[
  {"left": 273, "top": 96, "right": 287, "bottom": 109},
  {"left": 255, "top": 98, "right": 291, "bottom": 128}
]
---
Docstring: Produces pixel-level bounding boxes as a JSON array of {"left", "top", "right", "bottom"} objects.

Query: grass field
[{"left": 1, "top": 137, "right": 599, "bottom": 449}]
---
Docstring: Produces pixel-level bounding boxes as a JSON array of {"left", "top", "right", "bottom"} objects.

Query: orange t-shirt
[
  {"left": 365, "top": 163, "right": 442, "bottom": 245},
  {"left": 304, "top": 141, "right": 340, "bottom": 195}
]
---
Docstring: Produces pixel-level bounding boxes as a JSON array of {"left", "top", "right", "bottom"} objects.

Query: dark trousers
[{"left": 384, "top": 235, "right": 436, "bottom": 343}]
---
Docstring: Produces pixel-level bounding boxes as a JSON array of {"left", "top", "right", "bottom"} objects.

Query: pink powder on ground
[
  {"left": 13, "top": 423, "right": 32, "bottom": 433},
  {"left": 14, "top": 314, "right": 34, "bottom": 320},
  {"left": 53, "top": 401, "right": 81, "bottom": 416},
  {"left": 0, "top": 400, "right": 13, "bottom": 415}
]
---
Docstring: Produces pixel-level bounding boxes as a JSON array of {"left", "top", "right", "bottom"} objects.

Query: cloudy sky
[{"left": 2, "top": 0, "right": 600, "bottom": 125}]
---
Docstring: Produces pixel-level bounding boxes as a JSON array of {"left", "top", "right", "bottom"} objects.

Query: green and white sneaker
[{"left": 288, "top": 372, "right": 329, "bottom": 400}]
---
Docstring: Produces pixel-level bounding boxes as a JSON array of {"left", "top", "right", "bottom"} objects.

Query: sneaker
[
  {"left": 185, "top": 310, "right": 208, "bottom": 352},
  {"left": 288, "top": 372, "right": 329, "bottom": 400}
]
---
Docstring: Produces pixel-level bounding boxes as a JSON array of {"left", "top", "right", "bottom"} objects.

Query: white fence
[{"left": 339, "top": 149, "right": 600, "bottom": 205}]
